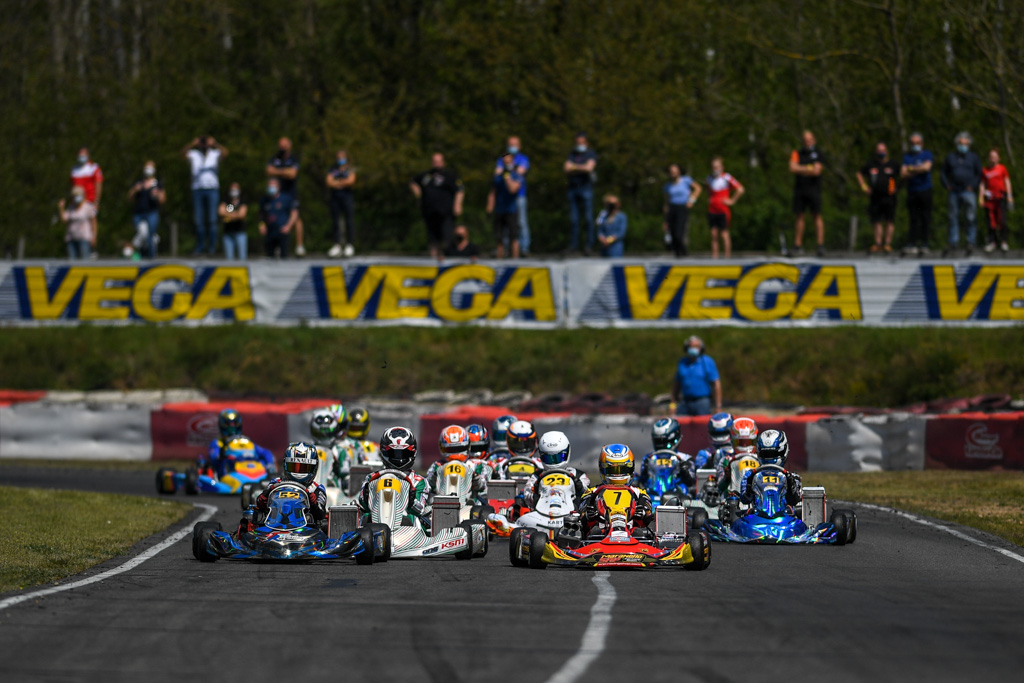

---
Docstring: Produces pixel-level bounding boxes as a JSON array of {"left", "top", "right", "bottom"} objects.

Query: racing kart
[
  {"left": 702, "top": 466, "right": 858, "bottom": 545},
  {"left": 486, "top": 468, "right": 579, "bottom": 538},
  {"left": 157, "top": 443, "right": 271, "bottom": 497},
  {"left": 192, "top": 481, "right": 387, "bottom": 563},
  {"left": 509, "top": 485, "right": 711, "bottom": 570},
  {"left": 643, "top": 453, "right": 693, "bottom": 507},
  {"left": 432, "top": 460, "right": 493, "bottom": 523}
]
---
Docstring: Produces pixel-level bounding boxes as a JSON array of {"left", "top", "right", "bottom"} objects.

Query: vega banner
[{"left": 0, "top": 258, "right": 1021, "bottom": 327}]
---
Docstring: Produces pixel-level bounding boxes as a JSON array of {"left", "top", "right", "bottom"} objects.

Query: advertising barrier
[{"left": 2, "top": 258, "right": 1023, "bottom": 327}]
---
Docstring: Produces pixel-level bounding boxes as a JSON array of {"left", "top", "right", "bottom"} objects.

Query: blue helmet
[
  {"left": 599, "top": 443, "right": 635, "bottom": 485},
  {"left": 651, "top": 417, "right": 681, "bottom": 451},
  {"left": 756, "top": 429, "right": 789, "bottom": 467},
  {"left": 708, "top": 412, "right": 733, "bottom": 446},
  {"left": 218, "top": 408, "right": 243, "bottom": 439},
  {"left": 491, "top": 414, "right": 517, "bottom": 447}
]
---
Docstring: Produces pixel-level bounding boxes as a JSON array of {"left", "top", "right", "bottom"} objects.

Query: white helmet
[{"left": 538, "top": 431, "right": 571, "bottom": 468}]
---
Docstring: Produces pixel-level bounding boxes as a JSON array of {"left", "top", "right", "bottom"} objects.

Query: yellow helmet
[{"left": 599, "top": 444, "right": 634, "bottom": 485}]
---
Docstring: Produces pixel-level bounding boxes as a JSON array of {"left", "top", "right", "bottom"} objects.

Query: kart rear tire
[
  {"left": 528, "top": 531, "right": 548, "bottom": 570},
  {"left": 829, "top": 510, "right": 849, "bottom": 546},
  {"left": 470, "top": 504, "right": 495, "bottom": 521},
  {"left": 834, "top": 508, "right": 858, "bottom": 544},
  {"left": 369, "top": 523, "right": 392, "bottom": 562},
  {"left": 455, "top": 522, "right": 477, "bottom": 560},
  {"left": 184, "top": 467, "right": 199, "bottom": 496},
  {"left": 684, "top": 529, "right": 711, "bottom": 571},
  {"left": 690, "top": 508, "right": 709, "bottom": 531},
  {"left": 155, "top": 468, "right": 177, "bottom": 495},
  {"left": 240, "top": 483, "right": 255, "bottom": 510},
  {"left": 509, "top": 527, "right": 528, "bottom": 567},
  {"left": 355, "top": 526, "right": 376, "bottom": 565},
  {"left": 192, "top": 521, "right": 222, "bottom": 562}
]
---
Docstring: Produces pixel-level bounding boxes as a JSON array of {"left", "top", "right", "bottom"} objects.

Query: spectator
[
  {"left": 259, "top": 178, "right": 297, "bottom": 259},
  {"left": 218, "top": 182, "right": 249, "bottom": 260},
  {"left": 564, "top": 133, "right": 597, "bottom": 254},
  {"left": 58, "top": 186, "right": 97, "bottom": 260},
  {"left": 980, "top": 148, "right": 1014, "bottom": 253},
  {"left": 596, "top": 194, "right": 627, "bottom": 257},
  {"left": 410, "top": 153, "right": 464, "bottom": 260},
  {"left": 492, "top": 136, "right": 531, "bottom": 256},
  {"left": 443, "top": 225, "right": 481, "bottom": 261},
  {"left": 127, "top": 160, "right": 166, "bottom": 259},
  {"left": 663, "top": 164, "right": 701, "bottom": 257},
  {"left": 706, "top": 157, "right": 744, "bottom": 259},
  {"left": 267, "top": 137, "right": 305, "bottom": 256},
  {"left": 325, "top": 149, "right": 357, "bottom": 258},
  {"left": 671, "top": 335, "right": 722, "bottom": 417},
  {"left": 788, "top": 130, "right": 826, "bottom": 257},
  {"left": 70, "top": 147, "right": 104, "bottom": 212},
  {"left": 941, "top": 131, "right": 983, "bottom": 257},
  {"left": 856, "top": 142, "right": 900, "bottom": 253},
  {"left": 182, "top": 135, "right": 228, "bottom": 256},
  {"left": 487, "top": 151, "right": 523, "bottom": 258},
  {"left": 900, "top": 132, "right": 934, "bottom": 255}
]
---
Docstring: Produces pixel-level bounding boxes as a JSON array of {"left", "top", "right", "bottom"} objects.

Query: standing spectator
[
  {"left": 70, "top": 147, "right": 104, "bottom": 212},
  {"left": 663, "top": 164, "right": 701, "bottom": 257},
  {"left": 58, "top": 186, "right": 97, "bottom": 260},
  {"left": 856, "top": 142, "right": 900, "bottom": 253},
  {"left": 410, "top": 153, "right": 464, "bottom": 260},
  {"left": 259, "top": 178, "right": 297, "bottom": 259},
  {"left": 491, "top": 136, "right": 531, "bottom": 256},
  {"left": 443, "top": 225, "right": 481, "bottom": 261},
  {"left": 706, "top": 157, "right": 744, "bottom": 259},
  {"left": 671, "top": 335, "right": 723, "bottom": 417},
  {"left": 182, "top": 135, "right": 228, "bottom": 255},
  {"left": 325, "top": 149, "right": 357, "bottom": 258},
  {"left": 900, "top": 132, "right": 934, "bottom": 255},
  {"left": 127, "top": 160, "right": 166, "bottom": 259},
  {"left": 788, "top": 130, "right": 826, "bottom": 257},
  {"left": 980, "top": 148, "right": 1014, "bottom": 253},
  {"left": 267, "top": 137, "right": 305, "bottom": 256},
  {"left": 941, "top": 131, "right": 983, "bottom": 256},
  {"left": 218, "top": 182, "right": 249, "bottom": 260},
  {"left": 564, "top": 133, "right": 597, "bottom": 254},
  {"left": 596, "top": 194, "right": 627, "bottom": 257},
  {"left": 487, "top": 151, "right": 523, "bottom": 258}
]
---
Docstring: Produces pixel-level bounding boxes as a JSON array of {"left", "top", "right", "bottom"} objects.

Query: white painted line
[
  {"left": 544, "top": 571, "right": 617, "bottom": 683},
  {"left": 844, "top": 501, "right": 1024, "bottom": 565},
  {"left": 0, "top": 503, "right": 217, "bottom": 612}
]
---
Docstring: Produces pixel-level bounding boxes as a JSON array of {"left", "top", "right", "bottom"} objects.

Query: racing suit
[
  {"left": 715, "top": 449, "right": 757, "bottom": 498},
  {"left": 207, "top": 437, "right": 276, "bottom": 478},
  {"left": 519, "top": 466, "right": 591, "bottom": 510},
  {"left": 739, "top": 465, "right": 802, "bottom": 508},
  {"left": 238, "top": 477, "right": 328, "bottom": 534},
  {"left": 424, "top": 457, "right": 490, "bottom": 503},
  {"left": 695, "top": 443, "right": 731, "bottom": 470},
  {"left": 326, "top": 438, "right": 361, "bottom": 488},
  {"left": 356, "top": 469, "right": 431, "bottom": 527},
  {"left": 578, "top": 485, "right": 654, "bottom": 537},
  {"left": 486, "top": 447, "right": 512, "bottom": 476},
  {"left": 633, "top": 449, "right": 697, "bottom": 498}
]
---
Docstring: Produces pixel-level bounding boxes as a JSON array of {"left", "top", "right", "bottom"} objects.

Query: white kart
[
  {"left": 488, "top": 468, "right": 579, "bottom": 538},
  {"left": 432, "top": 460, "right": 492, "bottom": 522}
]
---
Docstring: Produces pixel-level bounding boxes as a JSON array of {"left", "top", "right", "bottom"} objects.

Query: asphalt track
[{"left": 2, "top": 465, "right": 1024, "bottom": 682}]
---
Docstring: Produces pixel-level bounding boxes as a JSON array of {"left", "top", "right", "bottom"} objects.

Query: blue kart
[
  {"left": 644, "top": 454, "right": 692, "bottom": 508},
  {"left": 156, "top": 437, "right": 272, "bottom": 497},
  {"left": 702, "top": 467, "right": 857, "bottom": 545}
]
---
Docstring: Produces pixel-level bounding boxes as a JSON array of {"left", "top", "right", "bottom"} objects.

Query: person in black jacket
[{"left": 941, "top": 131, "right": 983, "bottom": 256}]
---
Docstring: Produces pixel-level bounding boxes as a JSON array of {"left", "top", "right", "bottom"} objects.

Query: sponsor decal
[
  {"left": 597, "top": 553, "right": 645, "bottom": 563},
  {"left": 964, "top": 423, "right": 1004, "bottom": 460},
  {"left": 923, "top": 265, "right": 1024, "bottom": 320}
]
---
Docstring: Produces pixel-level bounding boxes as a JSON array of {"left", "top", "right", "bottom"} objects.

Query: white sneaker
[
  {"left": 1001, "top": 242, "right": 1010, "bottom": 252},
  {"left": 343, "top": 244, "right": 355, "bottom": 257},
  {"left": 984, "top": 241, "right": 997, "bottom": 253},
  {"left": 295, "top": 244, "right": 307, "bottom": 257},
  {"left": 327, "top": 243, "right": 343, "bottom": 258},
  {"left": 903, "top": 245, "right": 918, "bottom": 256}
]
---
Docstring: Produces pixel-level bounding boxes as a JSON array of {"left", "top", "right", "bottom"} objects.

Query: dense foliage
[{"left": 3, "top": 0, "right": 1023, "bottom": 257}]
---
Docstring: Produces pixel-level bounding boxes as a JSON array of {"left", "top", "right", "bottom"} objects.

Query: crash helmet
[
  {"left": 491, "top": 415, "right": 517, "bottom": 447},
  {"left": 708, "top": 412, "right": 734, "bottom": 447},
  {"left": 326, "top": 404, "right": 350, "bottom": 435},
  {"left": 466, "top": 424, "right": 490, "bottom": 459},
  {"left": 283, "top": 441, "right": 319, "bottom": 486},
  {"left": 439, "top": 424, "right": 470, "bottom": 461},
  {"left": 599, "top": 444, "right": 635, "bottom": 485},
  {"left": 756, "top": 429, "right": 789, "bottom": 467},
  {"left": 730, "top": 417, "right": 759, "bottom": 455},
  {"left": 651, "top": 417, "right": 682, "bottom": 452},
  {"left": 348, "top": 408, "right": 370, "bottom": 440},
  {"left": 380, "top": 426, "right": 418, "bottom": 472},
  {"left": 218, "top": 408, "right": 243, "bottom": 439},
  {"left": 506, "top": 420, "right": 538, "bottom": 458},
  {"left": 538, "top": 431, "right": 572, "bottom": 468},
  {"left": 309, "top": 409, "right": 341, "bottom": 446},
  {"left": 224, "top": 436, "right": 256, "bottom": 461}
]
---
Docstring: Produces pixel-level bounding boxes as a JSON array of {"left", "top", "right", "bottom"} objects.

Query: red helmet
[
  {"left": 439, "top": 424, "right": 470, "bottom": 461},
  {"left": 466, "top": 424, "right": 490, "bottom": 459},
  {"left": 730, "top": 417, "right": 759, "bottom": 454}
]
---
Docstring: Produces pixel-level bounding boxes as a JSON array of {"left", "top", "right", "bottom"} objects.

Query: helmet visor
[
  {"left": 286, "top": 460, "right": 317, "bottom": 475},
  {"left": 540, "top": 450, "right": 569, "bottom": 466},
  {"left": 601, "top": 461, "right": 633, "bottom": 477},
  {"left": 733, "top": 437, "right": 757, "bottom": 452},
  {"left": 508, "top": 435, "right": 537, "bottom": 456},
  {"left": 383, "top": 449, "right": 415, "bottom": 470},
  {"left": 440, "top": 442, "right": 468, "bottom": 456}
]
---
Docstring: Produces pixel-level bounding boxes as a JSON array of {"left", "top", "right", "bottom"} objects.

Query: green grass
[
  {"left": 809, "top": 471, "right": 1024, "bottom": 547},
  {"left": 1, "top": 327, "right": 1022, "bottom": 407},
  {"left": 0, "top": 486, "right": 191, "bottom": 593}
]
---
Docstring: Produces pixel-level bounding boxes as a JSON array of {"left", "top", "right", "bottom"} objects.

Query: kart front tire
[
  {"left": 684, "top": 529, "right": 711, "bottom": 570},
  {"left": 690, "top": 508, "right": 709, "bottom": 531},
  {"left": 528, "top": 531, "right": 548, "bottom": 570},
  {"left": 184, "top": 467, "right": 199, "bottom": 496},
  {"left": 192, "top": 521, "right": 222, "bottom": 562},
  {"left": 156, "top": 468, "right": 177, "bottom": 495},
  {"left": 240, "top": 483, "right": 254, "bottom": 510},
  {"left": 368, "top": 523, "right": 392, "bottom": 562},
  {"left": 455, "top": 522, "right": 477, "bottom": 560},
  {"left": 355, "top": 526, "right": 376, "bottom": 565},
  {"left": 834, "top": 508, "right": 858, "bottom": 544},
  {"left": 829, "top": 510, "right": 849, "bottom": 546},
  {"left": 509, "top": 527, "right": 528, "bottom": 567}
]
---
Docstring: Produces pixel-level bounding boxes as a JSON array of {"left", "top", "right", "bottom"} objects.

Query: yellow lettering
[
  {"left": 186, "top": 267, "right": 255, "bottom": 321},
  {"left": 487, "top": 268, "right": 556, "bottom": 321},
  {"left": 132, "top": 265, "right": 195, "bottom": 322},
  {"left": 679, "top": 266, "right": 741, "bottom": 319},
  {"left": 431, "top": 265, "right": 495, "bottom": 322},
  {"left": 791, "top": 266, "right": 862, "bottom": 320},
  {"left": 376, "top": 266, "right": 436, "bottom": 319},
  {"left": 77, "top": 267, "right": 137, "bottom": 320},
  {"left": 931, "top": 266, "right": 998, "bottom": 320},
  {"left": 621, "top": 265, "right": 685, "bottom": 319},
  {"left": 733, "top": 264, "right": 800, "bottom": 321},
  {"left": 22, "top": 267, "right": 87, "bottom": 319},
  {"left": 985, "top": 267, "right": 1024, "bottom": 320},
  {"left": 321, "top": 266, "right": 385, "bottom": 319}
]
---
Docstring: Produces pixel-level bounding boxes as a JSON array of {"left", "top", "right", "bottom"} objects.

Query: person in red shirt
[
  {"left": 705, "top": 157, "right": 744, "bottom": 259},
  {"left": 70, "top": 147, "right": 104, "bottom": 211},
  {"left": 980, "top": 148, "right": 1014, "bottom": 252}
]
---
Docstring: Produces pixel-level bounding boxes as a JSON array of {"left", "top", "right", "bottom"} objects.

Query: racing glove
[{"left": 410, "top": 499, "right": 426, "bottom": 518}]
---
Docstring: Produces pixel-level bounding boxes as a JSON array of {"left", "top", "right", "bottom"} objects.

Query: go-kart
[
  {"left": 192, "top": 481, "right": 387, "bottom": 563},
  {"left": 157, "top": 438, "right": 271, "bottom": 497},
  {"left": 486, "top": 468, "right": 580, "bottom": 538},
  {"left": 702, "top": 466, "right": 857, "bottom": 545},
  {"left": 643, "top": 451, "right": 693, "bottom": 507},
  {"left": 509, "top": 485, "right": 711, "bottom": 570},
  {"left": 432, "top": 459, "right": 493, "bottom": 523}
]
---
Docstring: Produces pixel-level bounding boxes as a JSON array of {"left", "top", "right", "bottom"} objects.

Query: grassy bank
[
  {"left": 810, "top": 471, "right": 1024, "bottom": 547},
  {"left": 0, "top": 486, "right": 191, "bottom": 593},
  {"left": 1, "top": 327, "right": 1021, "bottom": 407}
]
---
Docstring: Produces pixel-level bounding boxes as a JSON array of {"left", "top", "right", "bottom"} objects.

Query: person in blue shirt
[
  {"left": 564, "top": 133, "right": 598, "bottom": 254},
  {"left": 900, "top": 132, "right": 934, "bottom": 255},
  {"left": 258, "top": 178, "right": 298, "bottom": 258},
  {"left": 487, "top": 151, "right": 523, "bottom": 258},
  {"left": 671, "top": 335, "right": 722, "bottom": 417},
  {"left": 940, "top": 131, "right": 983, "bottom": 256},
  {"left": 596, "top": 194, "right": 627, "bottom": 257},
  {"left": 663, "top": 164, "right": 701, "bottom": 257},
  {"left": 492, "top": 136, "right": 531, "bottom": 256}
]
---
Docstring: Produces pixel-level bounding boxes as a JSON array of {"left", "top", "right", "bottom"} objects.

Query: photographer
[{"left": 218, "top": 182, "right": 249, "bottom": 260}]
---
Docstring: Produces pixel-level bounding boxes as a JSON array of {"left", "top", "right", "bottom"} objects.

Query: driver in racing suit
[
  {"left": 424, "top": 424, "right": 490, "bottom": 503},
  {"left": 695, "top": 412, "right": 734, "bottom": 470},
  {"left": 713, "top": 416, "right": 759, "bottom": 503},
  {"left": 493, "top": 419, "right": 544, "bottom": 481},
  {"left": 485, "top": 414, "right": 517, "bottom": 470},
  {"left": 739, "top": 429, "right": 802, "bottom": 509},
  {"left": 206, "top": 408, "right": 276, "bottom": 477},
  {"left": 309, "top": 409, "right": 354, "bottom": 489},
  {"left": 575, "top": 444, "right": 654, "bottom": 538},
  {"left": 357, "top": 426, "right": 431, "bottom": 527},
  {"left": 239, "top": 442, "right": 326, "bottom": 534},
  {"left": 518, "top": 431, "right": 591, "bottom": 510},
  {"left": 347, "top": 408, "right": 380, "bottom": 462},
  {"left": 633, "top": 417, "right": 696, "bottom": 497}
]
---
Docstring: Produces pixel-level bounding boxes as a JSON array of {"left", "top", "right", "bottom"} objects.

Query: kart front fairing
[
  {"left": 541, "top": 528, "right": 699, "bottom": 568},
  {"left": 703, "top": 512, "right": 843, "bottom": 544}
]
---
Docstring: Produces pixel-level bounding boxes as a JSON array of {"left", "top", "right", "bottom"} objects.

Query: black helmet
[
  {"left": 348, "top": 408, "right": 370, "bottom": 439},
  {"left": 283, "top": 441, "right": 319, "bottom": 486},
  {"left": 380, "top": 426, "right": 418, "bottom": 472},
  {"left": 218, "top": 408, "right": 243, "bottom": 439}
]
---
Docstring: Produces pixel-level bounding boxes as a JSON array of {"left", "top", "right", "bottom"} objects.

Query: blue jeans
[
  {"left": 676, "top": 396, "right": 712, "bottom": 417},
  {"left": 132, "top": 210, "right": 159, "bottom": 258},
  {"left": 517, "top": 195, "right": 531, "bottom": 255},
  {"left": 67, "top": 240, "right": 91, "bottom": 260},
  {"left": 947, "top": 190, "right": 977, "bottom": 247},
  {"left": 223, "top": 232, "right": 248, "bottom": 260},
  {"left": 568, "top": 185, "right": 594, "bottom": 251},
  {"left": 192, "top": 188, "right": 219, "bottom": 253}
]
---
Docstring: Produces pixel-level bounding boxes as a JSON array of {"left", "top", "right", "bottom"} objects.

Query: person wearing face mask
[
  {"left": 900, "top": 132, "right": 934, "bottom": 255},
  {"left": 267, "top": 137, "right": 306, "bottom": 256},
  {"left": 671, "top": 335, "right": 722, "bottom": 417},
  {"left": 663, "top": 164, "right": 701, "bottom": 257},
  {"left": 57, "top": 186, "right": 98, "bottom": 260},
  {"left": 325, "top": 149, "right": 357, "bottom": 258},
  {"left": 487, "top": 151, "right": 523, "bottom": 258},
  {"left": 410, "top": 153, "right": 465, "bottom": 260},
  {"left": 218, "top": 182, "right": 249, "bottom": 260},
  {"left": 70, "top": 147, "right": 104, "bottom": 213},
  {"left": 941, "top": 131, "right": 983, "bottom": 257},
  {"left": 564, "top": 133, "right": 598, "bottom": 255},
  {"left": 856, "top": 142, "right": 901, "bottom": 254},
  {"left": 258, "top": 178, "right": 298, "bottom": 258},
  {"left": 596, "top": 194, "right": 627, "bottom": 257},
  {"left": 182, "top": 135, "right": 228, "bottom": 255},
  {"left": 488, "top": 137, "right": 531, "bottom": 256},
  {"left": 127, "top": 161, "right": 166, "bottom": 258},
  {"left": 442, "top": 224, "right": 481, "bottom": 261},
  {"left": 979, "top": 148, "right": 1014, "bottom": 253},
  {"left": 705, "top": 158, "right": 744, "bottom": 259},
  {"left": 788, "top": 130, "right": 827, "bottom": 257}
]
